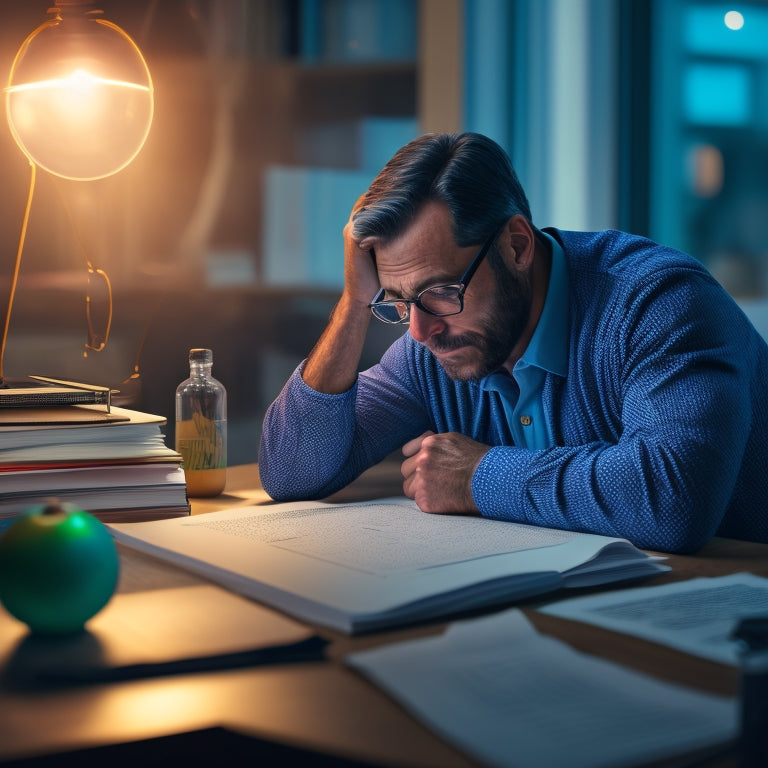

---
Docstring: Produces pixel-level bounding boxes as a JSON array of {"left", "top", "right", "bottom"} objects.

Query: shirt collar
[
  {"left": 480, "top": 231, "right": 569, "bottom": 391},
  {"left": 518, "top": 232, "right": 569, "bottom": 377}
]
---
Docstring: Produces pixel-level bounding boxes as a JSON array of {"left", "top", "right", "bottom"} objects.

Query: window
[{"left": 650, "top": 0, "right": 768, "bottom": 300}]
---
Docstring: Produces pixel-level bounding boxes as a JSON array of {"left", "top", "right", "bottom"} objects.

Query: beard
[{"left": 427, "top": 259, "right": 532, "bottom": 382}]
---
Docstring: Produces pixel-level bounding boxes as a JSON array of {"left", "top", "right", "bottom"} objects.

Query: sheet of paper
[
  {"left": 539, "top": 572, "right": 768, "bottom": 665},
  {"left": 190, "top": 501, "right": 574, "bottom": 575},
  {"left": 347, "top": 609, "right": 738, "bottom": 768}
]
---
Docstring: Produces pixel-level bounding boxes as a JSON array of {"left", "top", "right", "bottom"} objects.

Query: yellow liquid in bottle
[
  {"left": 176, "top": 417, "right": 226, "bottom": 497},
  {"left": 183, "top": 467, "right": 227, "bottom": 498}
]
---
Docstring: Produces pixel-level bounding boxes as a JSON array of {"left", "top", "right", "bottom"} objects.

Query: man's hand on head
[
  {"left": 301, "top": 196, "right": 380, "bottom": 395},
  {"left": 401, "top": 431, "right": 489, "bottom": 515},
  {"left": 342, "top": 201, "right": 380, "bottom": 309}
]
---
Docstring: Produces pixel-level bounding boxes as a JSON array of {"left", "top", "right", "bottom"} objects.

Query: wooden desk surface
[{"left": 1, "top": 460, "right": 766, "bottom": 767}]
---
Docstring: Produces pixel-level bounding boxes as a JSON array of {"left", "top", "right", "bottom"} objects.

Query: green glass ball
[{"left": 0, "top": 500, "right": 119, "bottom": 634}]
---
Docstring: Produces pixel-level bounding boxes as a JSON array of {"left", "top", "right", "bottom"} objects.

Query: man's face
[
  {"left": 423, "top": 251, "right": 532, "bottom": 381},
  {"left": 373, "top": 203, "right": 534, "bottom": 381}
]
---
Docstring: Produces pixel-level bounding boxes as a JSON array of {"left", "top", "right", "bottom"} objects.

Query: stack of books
[{"left": 0, "top": 381, "right": 189, "bottom": 523}]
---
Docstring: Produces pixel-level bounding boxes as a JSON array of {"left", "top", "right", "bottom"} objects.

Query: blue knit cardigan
[{"left": 259, "top": 229, "right": 768, "bottom": 553}]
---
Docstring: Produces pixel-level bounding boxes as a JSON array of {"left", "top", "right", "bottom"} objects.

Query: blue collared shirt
[{"left": 481, "top": 233, "right": 569, "bottom": 449}]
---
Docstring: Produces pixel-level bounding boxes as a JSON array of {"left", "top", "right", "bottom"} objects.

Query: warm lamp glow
[
  {"left": 0, "top": 1, "right": 155, "bottom": 385},
  {"left": 5, "top": 2, "right": 154, "bottom": 181}
]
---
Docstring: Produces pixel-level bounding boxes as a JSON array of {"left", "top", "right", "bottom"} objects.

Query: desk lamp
[{"left": 0, "top": 0, "right": 154, "bottom": 384}]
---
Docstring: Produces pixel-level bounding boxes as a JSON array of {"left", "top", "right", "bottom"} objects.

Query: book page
[
  {"left": 190, "top": 501, "right": 574, "bottom": 575},
  {"left": 539, "top": 572, "right": 768, "bottom": 665},
  {"left": 347, "top": 609, "right": 738, "bottom": 768},
  {"left": 108, "top": 499, "right": 663, "bottom": 633}
]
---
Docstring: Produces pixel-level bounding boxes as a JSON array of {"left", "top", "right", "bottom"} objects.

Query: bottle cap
[{"left": 189, "top": 348, "right": 212, "bottom": 363}]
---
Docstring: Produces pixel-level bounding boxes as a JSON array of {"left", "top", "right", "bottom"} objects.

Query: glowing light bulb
[{"left": 5, "top": 5, "right": 154, "bottom": 181}]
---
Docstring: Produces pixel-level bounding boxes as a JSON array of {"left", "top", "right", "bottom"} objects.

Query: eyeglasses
[
  {"left": 368, "top": 225, "right": 503, "bottom": 325},
  {"left": 54, "top": 183, "right": 113, "bottom": 359},
  {"left": 84, "top": 262, "right": 113, "bottom": 356}
]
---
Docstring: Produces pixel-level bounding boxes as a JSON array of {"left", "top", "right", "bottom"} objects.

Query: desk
[{"left": 1, "top": 460, "right": 766, "bottom": 767}]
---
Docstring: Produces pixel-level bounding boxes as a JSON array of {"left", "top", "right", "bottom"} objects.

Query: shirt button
[{"left": 520, "top": 415, "right": 532, "bottom": 427}]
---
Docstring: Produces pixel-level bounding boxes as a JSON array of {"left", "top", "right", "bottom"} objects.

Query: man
[{"left": 259, "top": 132, "right": 768, "bottom": 553}]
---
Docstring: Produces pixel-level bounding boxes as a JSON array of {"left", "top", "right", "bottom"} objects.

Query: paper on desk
[
  {"left": 346, "top": 609, "right": 737, "bottom": 768},
  {"left": 109, "top": 499, "right": 666, "bottom": 634},
  {"left": 539, "top": 572, "right": 768, "bottom": 666},
  {"left": 0, "top": 585, "right": 326, "bottom": 684}
]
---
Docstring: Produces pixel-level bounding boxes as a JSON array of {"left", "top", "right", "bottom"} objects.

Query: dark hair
[{"left": 352, "top": 132, "right": 533, "bottom": 247}]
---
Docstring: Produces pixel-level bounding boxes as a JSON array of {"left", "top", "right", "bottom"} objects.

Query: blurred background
[{"left": 0, "top": 0, "right": 766, "bottom": 464}]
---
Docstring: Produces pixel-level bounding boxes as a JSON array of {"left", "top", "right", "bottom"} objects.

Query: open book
[{"left": 108, "top": 498, "right": 668, "bottom": 634}]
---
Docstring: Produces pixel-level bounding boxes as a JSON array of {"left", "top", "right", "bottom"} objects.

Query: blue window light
[{"left": 683, "top": 63, "right": 752, "bottom": 125}]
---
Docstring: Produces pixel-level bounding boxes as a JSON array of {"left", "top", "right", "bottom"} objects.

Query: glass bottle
[{"left": 175, "top": 348, "right": 227, "bottom": 497}]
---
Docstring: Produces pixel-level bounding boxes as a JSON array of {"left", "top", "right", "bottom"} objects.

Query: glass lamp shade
[{"left": 5, "top": 4, "right": 154, "bottom": 181}]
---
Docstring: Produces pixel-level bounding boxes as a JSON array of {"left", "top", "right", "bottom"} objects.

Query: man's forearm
[{"left": 302, "top": 291, "right": 372, "bottom": 394}]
